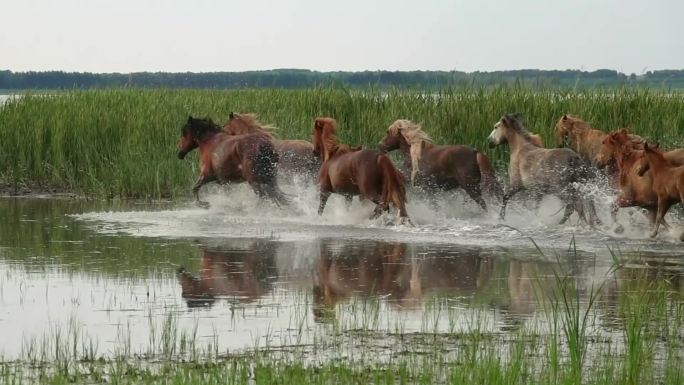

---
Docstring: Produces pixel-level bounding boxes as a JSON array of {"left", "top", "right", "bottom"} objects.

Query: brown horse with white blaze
[
  {"left": 636, "top": 143, "right": 684, "bottom": 239},
  {"left": 313, "top": 117, "right": 411, "bottom": 224},
  {"left": 223, "top": 112, "right": 320, "bottom": 179},
  {"left": 489, "top": 113, "right": 599, "bottom": 225},
  {"left": 176, "top": 116, "right": 289, "bottom": 207},
  {"left": 378, "top": 119, "right": 501, "bottom": 210}
]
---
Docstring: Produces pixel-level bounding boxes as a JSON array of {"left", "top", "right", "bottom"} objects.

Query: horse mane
[
  {"left": 228, "top": 112, "right": 278, "bottom": 139},
  {"left": 503, "top": 113, "right": 537, "bottom": 144},
  {"left": 387, "top": 119, "right": 433, "bottom": 184},
  {"left": 560, "top": 114, "right": 594, "bottom": 133},
  {"left": 188, "top": 117, "right": 221, "bottom": 137},
  {"left": 316, "top": 117, "right": 361, "bottom": 161}
]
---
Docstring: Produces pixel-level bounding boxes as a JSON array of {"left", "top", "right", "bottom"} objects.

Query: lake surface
[{"left": 0, "top": 193, "right": 682, "bottom": 362}]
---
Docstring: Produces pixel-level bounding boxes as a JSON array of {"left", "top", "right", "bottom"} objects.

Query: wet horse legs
[
  {"left": 192, "top": 174, "right": 216, "bottom": 209},
  {"left": 500, "top": 185, "right": 523, "bottom": 220}
]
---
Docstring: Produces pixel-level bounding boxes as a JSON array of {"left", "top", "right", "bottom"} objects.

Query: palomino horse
[
  {"left": 594, "top": 129, "right": 684, "bottom": 232},
  {"left": 313, "top": 117, "right": 411, "bottom": 223},
  {"left": 223, "top": 112, "right": 320, "bottom": 179},
  {"left": 177, "top": 242, "right": 277, "bottom": 308},
  {"left": 488, "top": 113, "right": 599, "bottom": 225},
  {"left": 176, "top": 116, "right": 289, "bottom": 207},
  {"left": 636, "top": 143, "right": 684, "bottom": 239},
  {"left": 378, "top": 119, "right": 501, "bottom": 210},
  {"left": 555, "top": 114, "right": 614, "bottom": 165}
]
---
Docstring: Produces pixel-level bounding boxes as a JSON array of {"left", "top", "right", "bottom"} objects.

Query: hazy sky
[{"left": 2, "top": 0, "right": 682, "bottom": 74}]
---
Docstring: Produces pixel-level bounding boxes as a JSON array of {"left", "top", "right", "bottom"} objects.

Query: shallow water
[{"left": 0, "top": 187, "right": 682, "bottom": 361}]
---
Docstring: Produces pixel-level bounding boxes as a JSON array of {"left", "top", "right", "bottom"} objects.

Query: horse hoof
[
  {"left": 197, "top": 201, "right": 210, "bottom": 209},
  {"left": 649, "top": 232, "right": 657, "bottom": 238},
  {"left": 614, "top": 224, "right": 624, "bottom": 234},
  {"left": 400, "top": 217, "right": 414, "bottom": 227},
  {"left": 680, "top": 232, "right": 684, "bottom": 242}
]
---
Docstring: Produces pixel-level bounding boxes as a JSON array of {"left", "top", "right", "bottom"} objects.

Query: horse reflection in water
[
  {"left": 312, "top": 240, "right": 495, "bottom": 321},
  {"left": 177, "top": 241, "right": 278, "bottom": 308}
]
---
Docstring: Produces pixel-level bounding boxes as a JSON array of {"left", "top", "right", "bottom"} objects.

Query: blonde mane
[
  {"left": 227, "top": 112, "right": 278, "bottom": 139},
  {"left": 315, "top": 117, "right": 361, "bottom": 161},
  {"left": 387, "top": 119, "right": 433, "bottom": 184}
]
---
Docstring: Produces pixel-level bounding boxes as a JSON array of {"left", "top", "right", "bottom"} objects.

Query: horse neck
[
  {"left": 196, "top": 130, "right": 222, "bottom": 152},
  {"left": 644, "top": 151, "right": 669, "bottom": 177},
  {"left": 505, "top": 130, "right": 535, "bottom": 153}
]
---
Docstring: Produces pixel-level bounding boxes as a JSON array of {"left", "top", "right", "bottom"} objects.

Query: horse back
[{"left": 421, "top": 145, "right": 480, "bottom": 183}]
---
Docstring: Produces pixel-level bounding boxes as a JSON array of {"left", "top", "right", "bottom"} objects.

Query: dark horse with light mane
[
  {"left": 378, "top": 119, "right": 501, "bottom": 210},
  {"left": 489, "top": 113, "right": 599, "bottom": 225},
  {"left": 224, "top": 112, "right": 320, "bottom": 179},
  {"left": 313, "top": 117, "right": 411, "bottom": 224},
  {"left": 176, "top": 116, "right": 289, "bottom": 207}
]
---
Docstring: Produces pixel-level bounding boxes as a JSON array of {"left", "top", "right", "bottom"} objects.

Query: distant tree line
[{"left": 1, "top": 68, "right": 684, "bottom": 89}]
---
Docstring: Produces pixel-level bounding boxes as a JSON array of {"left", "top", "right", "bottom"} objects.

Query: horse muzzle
[
  {"left": 488, "top": 139, "right": 497, "bottom": 148},
  {"left": 177, "top": 150, "right": 187, "bottom": 160},
  {"left": 377, "top": 143, "right": 388, "bottom": 153}
]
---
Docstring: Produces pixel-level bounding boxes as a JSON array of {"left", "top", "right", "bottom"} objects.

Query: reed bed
[{"left": 1, "top": 88, "right": 683, "bottom": 198}]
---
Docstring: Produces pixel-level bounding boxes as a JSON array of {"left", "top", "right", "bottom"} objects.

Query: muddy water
[{"left": 0, "top": 193, "right": 682, "bottom": 360}]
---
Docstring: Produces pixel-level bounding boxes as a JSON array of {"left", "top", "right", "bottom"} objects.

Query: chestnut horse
[
  {"left": 636, "top": 143, "right": 684, "bottom": 239},
  {"left": 313, "top": 117, "right": 411, "bottom": 223},
  {"left": 378, "top": 119, "right": 501, "bottom": 210},
  {"left": 223, "top": 112, "right": 320, "bottom": 179},
  {"left": 488, "top": 113, "right": 599, "bottom": 225},
  {"left": 595, "top": 129, "right": 684, "bottom": 232},
  {"left": 176, "top": 116, "right": 289, "bottom": 207}
]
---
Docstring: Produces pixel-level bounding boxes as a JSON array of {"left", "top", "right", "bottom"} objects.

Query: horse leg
[
  {"left": 610, "top": 199, "right": 624, "bottom": 234},
  {"left": 645, "top": 208, "right": 670, "bottom": 230},
  {"left": 192, "top": 175, "right": 216, "bottom": 209},
  {"left": 464, "top": 185, "right": 487, "bottom": 211},
  {"left": 584, "top": 198, "right": 601, "bottom": 227},
  {"left": 500, "top": 186, "right": 523, "bottom": 220},
  {"left": 559, "top": 204, "right": 575, "bottom": 225},
  {"left": 344, "top": 194, "right": 354, "bottom": 208},
  {"left": 651, "top": 198, "right": 670, "bottom": 238},
  {"left": 318, "top": 191, "right": 331, "bottom": 216}
]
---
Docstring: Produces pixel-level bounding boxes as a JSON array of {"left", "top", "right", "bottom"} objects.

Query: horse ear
[
  {"left": 314, "top": 119, "right": 323, "bottom": 131},
  {"left": 188, "top": 115, "right": 193, "bottom": 122},
  {"left": 229, "top": 112, "right": 235, "bottom": 119},
  {"left": 562, "top": 114, "right": 568, "bottom": 121}
]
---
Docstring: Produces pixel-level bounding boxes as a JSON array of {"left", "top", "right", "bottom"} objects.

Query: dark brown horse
[
  {"left": 378, "top": 119, "right": 501, "bottom": 210},
  {"left": 313, "top": 117, "right": 411, "bottom": 224},
  {"left": 636, "top": 143, "right": 684, "bottom": 239},
  {"left": 594, "top": 129, "right": 684, "bottom": 232},
  {"left": 223, "top": 112, "right": 320, "bottom": 179},
  {"left": 176, "top": 116, "right": 289, "bottom": 207},
  {"left": 488, "top": 113, "right": 599, "bottom": 225}
]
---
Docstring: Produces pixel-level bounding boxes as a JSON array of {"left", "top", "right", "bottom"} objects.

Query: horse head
[
  {"left": 595, "top": 128, "right": 630, "bottom": 169},
  {"left": 489, "top": 113, "right": 524, "bottom": 148},
  {"left": 636, "top": 142, "right": 660, "bottom": 176},
  {"left": 177, "top": 116, "right": 220, "bottom": 159},
  {"left": 379, "top": 120, "right": 409, "bottom": 152}
]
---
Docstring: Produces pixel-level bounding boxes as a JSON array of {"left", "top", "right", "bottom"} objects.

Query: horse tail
[
  {"left": 377, "top": 154, "right": 409, "bottom": 218},
  {"left": 254, "top": 141, "right": 290, "bottom": 207},
  {"left": 476, "top": 151, "right": 502, "bottom": 201}
]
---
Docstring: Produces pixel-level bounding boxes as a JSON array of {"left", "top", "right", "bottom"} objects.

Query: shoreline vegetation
[
  {"left": 1, "top": 87, "right": 683, "bottom": 199},
  {"left": 3, "top": 68, "right": 684, "bottom": 89}
]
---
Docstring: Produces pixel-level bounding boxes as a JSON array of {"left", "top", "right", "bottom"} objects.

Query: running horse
[
  {"left": 313, "top": 117, "right": 411, "bottom": 224},
  {"left": 378, "top": 119, "right": 501, "bottom": 210},
  {"left": 635, "top": 143, "right": 684, "bottom": 240},
  {"left": 176, "top": 116, "right": 289, "bottom": 207},
  {"left": 595, "top": 129, "right": 684, "bottom": 233},
  {"left": 488, "top": 113, "right": 599, "bottom": 225},
  {"left": 223, "top": 112, "right": 320, "bottom": 179}
]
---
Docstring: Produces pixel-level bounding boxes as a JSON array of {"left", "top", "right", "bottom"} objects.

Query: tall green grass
[{"left": 1, "top": 88, "right": 684, "bottom": 198}]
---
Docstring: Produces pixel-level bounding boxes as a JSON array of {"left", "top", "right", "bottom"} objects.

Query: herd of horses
[{"left": 176, "top": 112, "right": 684, "bottom": 240}]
